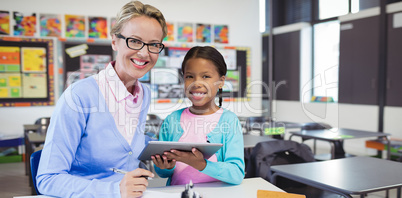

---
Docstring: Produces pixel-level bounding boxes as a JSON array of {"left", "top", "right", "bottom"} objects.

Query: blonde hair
[{"left": 110, "top": 1, "right": 167, "bottom": 40}]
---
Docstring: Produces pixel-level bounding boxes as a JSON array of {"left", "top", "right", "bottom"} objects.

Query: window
[
  {"left": 318, "top": 0, "right": 350, "bottom": 20},
  {"left": 313, "top": 21, "right": 340, "bottom": 101},
  {"left": 260, "top": 0, "right": 266, "bottom": 32}
]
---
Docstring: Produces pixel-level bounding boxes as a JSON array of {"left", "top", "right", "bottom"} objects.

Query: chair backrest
[
  {"left": 35, "top": 117, "right": 51, "bottom": 126},
  {"left": 145, "top": 114, "right": 163, "bottom": 138},
  {"left": 146, "top": 114, "right": 162, "bottom": 122},
  {"left": 30, "top": 150, "right": 42, "bottom": 195},
  {"left": 245, "top": 140, "right": 315, "bottom": 182}
]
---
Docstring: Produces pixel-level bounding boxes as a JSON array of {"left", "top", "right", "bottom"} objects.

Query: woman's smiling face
[
  {"left": 183, "top": 58, "right": 225, "bottom": 115},
  {"left": 111, "top": 16, "right": 163, "bottom": 86}
]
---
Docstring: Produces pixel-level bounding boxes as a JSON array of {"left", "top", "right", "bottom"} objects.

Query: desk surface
[
  {"left": 26, "top": 133, "right": 46, "bottom": 144},
  {"left": 23, "top": 124, "right": 41, "bottom": 131},
  {"left": 250, "top": 121, "right": 303, "bottom": 130},
  {"left": 271, "top": 156, "right": 402, "bottom": 197},
  {"left": 14, "top": 178, "right": 284, "bottom": 198},
  {"left": 290, "top": 128, "right": 390, "bottom": 141},
  {"left": 148, "top": 177, "right": 284, "bottom": 197}
]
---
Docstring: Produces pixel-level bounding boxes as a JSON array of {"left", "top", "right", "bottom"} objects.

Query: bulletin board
[
  {"left": 61, "top": 41, "right": 114, "bottom": 90},
  {"left": 142, "top": 46, "right": 251, "bottom": 103},
  {"left": 0, "top": 37, "right": 54, "bottom": 107},
  {"left": 59, "top": 43, "right": 251, "bottom": 103}
]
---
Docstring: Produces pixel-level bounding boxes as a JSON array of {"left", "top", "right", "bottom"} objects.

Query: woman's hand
[
  {"left": 119, "top": 168, "right": 154, "bottom": 198},
  {"left": 152, "top": 154, "right": 176, "bottom": 169},
  {"left": 165, "top": 148, "right": 207, "bottom": 171}
]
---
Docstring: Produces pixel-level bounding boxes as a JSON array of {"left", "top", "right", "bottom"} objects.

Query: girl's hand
[
  {"left": 152, "top": 154, "right": 176, "bottom": 169},
  {"left": 119, "top": 168, "right": 154, "bottom": 198},
  {"left": 165, "top": 148, "right": 207, "bottom": 171}
]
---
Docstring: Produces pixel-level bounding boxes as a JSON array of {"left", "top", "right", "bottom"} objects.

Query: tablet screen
[{"left": 138, "top": 141, "right": 223, "bottom": 161}]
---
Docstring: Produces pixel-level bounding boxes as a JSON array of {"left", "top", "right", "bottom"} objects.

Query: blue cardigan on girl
[{"left": 154, "top": 108, "right": 245, "bottom": 185}]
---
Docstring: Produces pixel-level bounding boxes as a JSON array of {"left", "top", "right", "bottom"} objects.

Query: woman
[{"left": 36, "top": 1, "right": 167, "bottom": 197}]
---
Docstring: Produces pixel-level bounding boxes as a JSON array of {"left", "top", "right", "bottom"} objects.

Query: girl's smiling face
[
  {"left": 183, "top": 58, "right": 225, "bottom": 115},
  {"left": 111, "top": 16, "right": 163, "bottom": 87}
]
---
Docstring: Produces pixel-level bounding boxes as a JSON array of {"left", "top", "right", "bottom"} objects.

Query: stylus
[{"left": 110, "top": 168, "right": 153, "bottom": 180}]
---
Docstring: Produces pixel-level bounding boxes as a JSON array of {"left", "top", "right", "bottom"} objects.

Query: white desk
[
  {"left": 14, "top": 178, "right": 284, "bottom": 198},
  {"left": 148, "top": 177, "right": 284, "bottom": 198},
  {"left": 271, "top": 156, "right": 402, "bottom": 198}
]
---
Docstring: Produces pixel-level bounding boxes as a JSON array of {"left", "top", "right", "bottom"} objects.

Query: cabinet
[
  {"left": 386, "top": 11, "right": 402, "bottom": 106},
  {"left": 273, "top": 31, "right": 300, "bottom": 101},
  {"left": 338, "top": 13, "right": 379, "bottom": 105}
]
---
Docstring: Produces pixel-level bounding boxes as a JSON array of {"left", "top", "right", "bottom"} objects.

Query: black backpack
[{"left": 245, "top": 140, "right": 315, "bottom": 183}]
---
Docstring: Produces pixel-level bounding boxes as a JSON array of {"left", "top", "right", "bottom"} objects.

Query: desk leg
[
  {"left": 330, "top": 142, "right": 335, "bottom": 159},
  {"left": 385, "top": 136, "right": 391, "bottom": 160},
  {"left": 397, "top": 187, "right": 401, "bottom": 198},
  {"left": 313, "top": 140, "right": 317, "bottom": 154},
  {"left": 24, "top": 133, "right": 29, "bottom": 176}
]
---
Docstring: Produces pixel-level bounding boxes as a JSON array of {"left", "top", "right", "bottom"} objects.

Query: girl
[{"left": 152, "top": 46, "right": 245, "bottom": 186}]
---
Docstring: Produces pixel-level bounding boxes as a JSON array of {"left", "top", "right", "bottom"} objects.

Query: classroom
[{"left": 0, "top": 0, "right": 402, "bottom": 197}]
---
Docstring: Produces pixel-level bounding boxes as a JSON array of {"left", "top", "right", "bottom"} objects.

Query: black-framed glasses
[{"left": 116, "top": 34, "right": 164, "bottom": 54}]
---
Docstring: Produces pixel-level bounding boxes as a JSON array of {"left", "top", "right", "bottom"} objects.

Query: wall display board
[
  {"left": 62, "top": 41, "right": 114, "bottom": 90},
  {"left": 139, "top": 46, "right": 251, "bottom": 103},
  {"left": 0, "top": 37, "right": 54, "bottom": 107},
  {"left": 61, "top": 42, "right": 250, "bottom": 103}
]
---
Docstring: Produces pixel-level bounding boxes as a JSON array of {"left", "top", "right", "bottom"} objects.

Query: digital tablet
[{"left": 138, "top": 141, "right": 223, "bottom": 161}]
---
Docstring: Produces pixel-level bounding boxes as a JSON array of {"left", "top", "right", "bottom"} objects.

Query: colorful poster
[
  {"left": 0, "top": 46, "right": 20, "bottom": 72},
  {"left": 224, "top": 70, "right": 239, "bottom": 92},
  {"left": 196, "top": 23, "right": 211, "bottom": 43},
  {"left": 0, "top": 73, "right": 22, "bottom": 98},
  {"left": 154, "top": 56, "right": 168, "bottom": 68},
  {"left": 214, "top": 25, "right": 229, "bottom": 44},
  {"left": 65, "top": 14, "right": 85, "bottom": 38},
  {"left": 40, "top": 14, "right": 62, "bottom": 37},
  {"left": 65, "top": 54, "right": 110, "bottom": 88},
  {"left": 218, "top": 49, "right": 237, "bottom": 70},
  {"left": 21, "top": 47, "right": 47, "bottom": 72},
  {"left": 13, "top": 12, "right": 37, "bottom": 36},
  {"left": 88, "top": 16, "right": 107, "bottom": 39},
  {"left": 163, "top": 22, "right": 175, "bottom": 42},
  {"left": 0, "top": 11, "right": 10, "bottom": 35},
  {"left": 177, "top": 23, "right": 193, "bottom": 42},
  {"left": 80, "top": 54, "right": 110, "bottom": 72},
  {"left": 168, "top": 47, "right": 190, "bottom": 68},
  {"left": 22, "top": 73, "right": 47, "bottom": 98}
]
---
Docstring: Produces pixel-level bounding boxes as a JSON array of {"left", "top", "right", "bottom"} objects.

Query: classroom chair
[
  {"left": 145, "top": 114, "right": 163, "bottom": 138},
  {"left": 30, "top": 149, "right": 42, "bottom": 195},
  {"left": 34, "top": 117, "right": 51, "bottom": 126}
]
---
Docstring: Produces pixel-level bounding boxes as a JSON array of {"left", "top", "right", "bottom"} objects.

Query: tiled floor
[{"left": 0, "top": 162, "right": 31, "bottom": 198}]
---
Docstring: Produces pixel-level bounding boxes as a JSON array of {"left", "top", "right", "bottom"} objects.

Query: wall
[{"left": 0, "top": 0, "right": 262, "bottom": 136}]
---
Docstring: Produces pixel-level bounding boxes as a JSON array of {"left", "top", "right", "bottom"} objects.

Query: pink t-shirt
[
  {"left": 170, "top": 108, "right": 223, "bottom": 185},
  {"left": 94, "top": 62, "right": 143, "bottom": 145}
]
